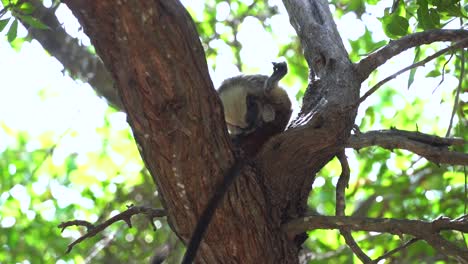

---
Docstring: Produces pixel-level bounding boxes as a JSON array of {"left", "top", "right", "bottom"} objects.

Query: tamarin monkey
[{"left": 181, "top": 62, "right": 292, "bottom": 263}]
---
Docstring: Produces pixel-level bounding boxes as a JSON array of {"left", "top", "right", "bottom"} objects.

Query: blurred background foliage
[{"left": 0, "top": 0, "right": 467, "bottom": 263}]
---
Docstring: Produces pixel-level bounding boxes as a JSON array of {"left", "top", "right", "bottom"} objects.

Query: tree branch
[
  {"left": 61, "top": 1, "right": 294, "bottom": 262},
  {"left": 255, "top": 3, "right": 360, "bottom": 254},
  {"left": 358, "top": 37, "right": 468, "bottom": 104},
  {"left": 356, "top": 29, "right": 468, "bottom": 82},
  {"left": 282, "top": 0, "right": 350, "bottom": 79},
  {"left": 284, "top": 214, "right": 468, "bottom": 262},
  {"left": 373, "top": 238, "right": 420, "bottom": 263},
  {"left": 336, "top": 151, "right": 372, "bottom": 263},
  {"left": 347, "top": 129, "right": 468, "bottom": 166},
  {"left": 58, "top": 205, "right": 166, "bottom": 253},
  {"left": 20, "top": 0, "right": 122, "bottom": 110}
]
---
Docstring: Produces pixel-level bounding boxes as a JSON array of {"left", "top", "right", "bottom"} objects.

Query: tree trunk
[{"left": 63, "top": 0, "right": 359, "bottom": 262}]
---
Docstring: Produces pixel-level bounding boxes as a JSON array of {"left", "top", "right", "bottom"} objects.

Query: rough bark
[
  {"left": 62, "top": 0, "right": 358, "bottom": 263},
  {"left": 62, "top": 1, "right": 299, "bottom": 262},
  {"left": 259, "top": 0, "right": 359, "bottom": 229}
]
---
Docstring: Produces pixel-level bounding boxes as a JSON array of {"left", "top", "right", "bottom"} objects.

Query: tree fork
[{"left": 63, "top": 0, "right": 359, "bottom": 262}]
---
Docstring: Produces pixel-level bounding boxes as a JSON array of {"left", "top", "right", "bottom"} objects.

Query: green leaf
[
  {"left": 18, "top": 15, "right": 49, "bottom": 30},
  {"left": 295, "top": 89, "right": 304, "bottom": 101},
  {"left": 395, "top": 0, "right": 407, "bottom": 17},
  {"left": 408, "top": 47, "right": 421, "bottom": 89},
  {"left": 426, "top": 69, "right": 442, "bottom": 77},
  {"left": 383, "top": 15, "right": 409, "bottom": 37},
  {"left": 419, "top": 8, "right": 441, "bottom": 29},
  {"left": 408, "top": 68, "right": 416, "bottom": 89},
  {"left": 0, "top": 18, "right": 10, "bottom": 32},
  {"left": 7, "top": 18, "right": 17, "bottom": 42},
  {"left": 19, "top": 2, "right": 34, "bottom": 15},
  {"left": 10, "top": 36, "right": 25, "bottom": 51},
  {"left": 428, "top": 9, "right": 440, "bottom": 26},
  {"left": 1, "top": 0, "right": 10, "bottom": 7},
  {"left": 418, "top": 0, "right": 441, "bottom": 29},
  {"left": 348, "top": 0, "right": 366, "bottom": 17},
  {"left": 365, "top": 106, "right": 375, "bottom": 127},
  {"left": 433, "top": 0, "right": 462, "bottom": 16}
]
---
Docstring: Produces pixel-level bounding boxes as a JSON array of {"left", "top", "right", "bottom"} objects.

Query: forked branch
[
  {"left": 284, "top": 214, "right": 468, "bottom": 263},
  {"left": 58, "top": 205, "right": 166, "bottom": 253},
  {"left": 356, "top": 29, "right": 468, "bottom": 82},
  {"left": 347, "top": 129, "right": 468, "bottom": 166},
  {"left": 358, "top": 37, "right": 468, "bottom": 104}
]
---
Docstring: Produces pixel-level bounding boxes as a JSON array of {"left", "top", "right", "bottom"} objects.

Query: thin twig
[
  {"left": 84, "top": 225, "right": 122, "bottom": 263},
  {"left": 58, "top": 205, "right": 166, "bottom": 253},
  {"left": 356, "top": 29, "right": 468, "bottom": 82},
  {"left": 359, "top": 38, "right": 468, "bottom": 104},
  {"left": 446, "top": 45, "right": 465, "bottom": 137},
  {"left": 30, "top": 128, "right": 71, "bottom": 177},
  {"left": 432, "top": 52, "right": 454, "bottom": 94},
  {"left": 373, "top": 238, "right": 420, "bottom": 263},
  {"left": 336, "top": 151, "right": 372, "bottom": 263}
]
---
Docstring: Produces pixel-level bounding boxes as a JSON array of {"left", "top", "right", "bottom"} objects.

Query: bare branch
[
  {"left": 356, "top": 29, "right": 468, "bottom": 82},
  {"left": 359, "top": 38, "right": 468, "bottom": 104},
  {"left": 347, "top": 129, "right": 468, "bottom": 166},
  {"left": 58, "top": 205, "right": 166, "bottom": 253},
  {"left": 284, "top": 214, "right": 468, "bottom": 262},
  {"left": 284, "top": 214, "right": 468, "bottom": 236},
  {"left": 336, "top": 152, "right": 372, "bottom": 263}
]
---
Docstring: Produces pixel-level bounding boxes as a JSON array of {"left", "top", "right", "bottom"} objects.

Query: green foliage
[
  {"left": 6, "top": 18, "right": 16, "bottom": 41},
  {"left": 0, "top": 17, "right": 9, "bottom": 31},
  {"left": 0, "top": 103, "right": 167, "bottom": 263},
  {"left": 382, "top": 14, "right": 409, "bottom": 37},
  {"left": 349, "top": 29, "right": 387, "bottom": 62},
  {"left": 0, "top": 0, "right": 48, "bottom": 49},
  {"left": 16, "top": 14, "right": 48, "bottom": 29}
]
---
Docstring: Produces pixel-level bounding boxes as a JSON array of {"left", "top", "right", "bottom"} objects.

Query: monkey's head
[{"left": 218, "top": 62, "right": 292, "bottom": 156}]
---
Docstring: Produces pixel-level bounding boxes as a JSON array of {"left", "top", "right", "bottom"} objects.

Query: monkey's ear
[
  {"left": 262, "top": 104, "right": 275, "bottom": 123},
  {"left": 272, "top": 62, "right": 287, "bottom": 75}
]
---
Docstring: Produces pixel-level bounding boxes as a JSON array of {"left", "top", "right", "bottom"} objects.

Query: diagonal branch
[
  {"left": 347, "top": 129, "right": 468, "bottom": 166},
  {"left": 58, "top": 205, "right": 166, "bottom": 253},
  {"left": 19, "top": 0, "right": 122, "bottom": 110},
  {"left": 359, "top": 37, "right": 468, "bottom": 104},
  {"left": 283, "top": 214, "right": 468, "bottom": 263},
  {"left": 356, "top": 29, "right": 468, "bottom": 82}
]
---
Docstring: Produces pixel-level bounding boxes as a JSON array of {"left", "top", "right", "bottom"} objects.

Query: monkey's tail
[{"left": 181, "top": 159, "right": 246, "bottom": 264}]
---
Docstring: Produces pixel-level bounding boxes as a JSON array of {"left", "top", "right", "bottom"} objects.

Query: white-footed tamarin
[{"left": 181, "top": 62, "right": 292, "bottom": 264}]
